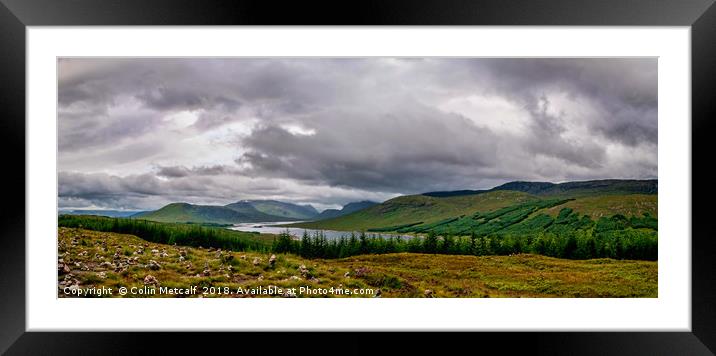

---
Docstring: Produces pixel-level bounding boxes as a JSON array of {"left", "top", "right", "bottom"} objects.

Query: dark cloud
[{"left": 58, "top": 58, "right": 657, "bottom": 210}]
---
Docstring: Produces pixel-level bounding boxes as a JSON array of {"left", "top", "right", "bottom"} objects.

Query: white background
[{"left": 27, "top": 27, "right": 690, "bottom": 331}]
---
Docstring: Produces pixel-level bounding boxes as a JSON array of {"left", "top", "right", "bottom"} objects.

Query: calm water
[{"left": 228, "top": 221, "right": 414, "bottom": 240}]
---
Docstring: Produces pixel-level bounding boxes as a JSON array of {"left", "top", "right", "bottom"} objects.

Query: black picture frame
[{"left": 1, "top": 0, "right": 714, "bottom": 354}]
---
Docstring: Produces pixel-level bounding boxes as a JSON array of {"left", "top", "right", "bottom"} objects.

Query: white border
[{"left": 27, "top": 27, "right": 690, "bottom": 331}]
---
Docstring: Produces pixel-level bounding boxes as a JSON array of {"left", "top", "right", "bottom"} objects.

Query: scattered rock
[
  {"left": 343, "top": 271, "right": 350, "bottom": 278},
  {"left": 148, "top": 260, "right": 162, "bottom": 270},
  {"left": 58, "top": 262, "right": 70, "bottom": 274},
  {"left": 268, "top": 254, "right": 277, "bottom": 268},
  {"left": 98, "top": 271, "right": 107, "bottom": 279},
  {"left": 252, "top": 257, "right": 261, "bottom": 266},
  {"left": 289, "top": 275, "right": 301, "bottom": 281},
  {"left": 179, "top": 249, "right": 187, "bottom": 257},
  {"left": 143, "top": 275, "right": 159, "bottom": 286},
  {"left": 178, "top": 256, "right": 185, "bottom": 262},
  {"left": 240, "top": 255, "right": 247, "bottom": 260},
  {"left": 202, "top": 269, "right": 211, "bottom": 277},
  {"left": 354, "top": 267, "right": 370, "bottom": 277},
  {"left": 257, "top": 275, "right": 264, "bottom": 281},
  {"left": 373, "top": 289, "right": 382, "bottom": 298},
  {"left": 99, "top": 261, "right": 114, "bottom": 269},
  {"left": 298, "top": 264, "right": 311, "bottom": 278},
  {"left": 309, "top": 277, "right": 320, "bottom": 283},
  {"left": 151, "top": 249, "right": 160, "bottom": 255},
  {"left": 424, "top": 289, "right": 434, "bottom": 298}
]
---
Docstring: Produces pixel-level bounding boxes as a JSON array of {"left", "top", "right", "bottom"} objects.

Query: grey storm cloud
[{"left": 58, "top": 58, "right": 657, "bottom": 210}]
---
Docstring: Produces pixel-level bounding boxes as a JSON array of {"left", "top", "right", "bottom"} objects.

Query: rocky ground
[{"left": 58, "top": 227, "right": 658, "bottom": 298}]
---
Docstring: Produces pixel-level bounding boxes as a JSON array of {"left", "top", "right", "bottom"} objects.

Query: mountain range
[
  {"left": 67, "top": 179, "right": 657, "bottom": 227},
  {"left": 132, "top": 199, "right": 377, "bottom": 224}
]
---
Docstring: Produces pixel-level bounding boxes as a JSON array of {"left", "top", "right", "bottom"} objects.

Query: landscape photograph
[{"left": 57, "top": 57, "right": 657, "bottom": 298}]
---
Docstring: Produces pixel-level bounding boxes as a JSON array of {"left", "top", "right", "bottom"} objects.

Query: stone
[
  {"left": 298, "top": 264, "right": 310, "bottom": 278},
  {"left": 98, "top": 271, "right": 107, "bottom": 279},
  {"left": 373, "top": 289, "right": 382, "bottom": 298},
  {"left": 424, "top": 289, "right": 434, "bottom": 298},
  {"left": 343, "top": 271, "right": 350, "bottom": 278},
  {"left": 268, "top": 254, "right": 277, "bottom": 268},
  {"left": 148, "top": 260, "right": 162, "bottom": 270},
  {"left": 58, "top": 262, "right": 70, "bottom": 274},
  {"left": 252, "top": 257, "right": 261, "bottom": 266},
  {"left": 143, "top": 275, "right": 159, "bottom": 286}
]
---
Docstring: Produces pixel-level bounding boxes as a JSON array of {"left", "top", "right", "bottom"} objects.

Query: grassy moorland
[{"left": 58, "top": 228, "right": 657, "bottom": 298}]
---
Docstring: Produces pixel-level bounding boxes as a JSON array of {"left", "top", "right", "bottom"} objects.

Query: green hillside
[
  {"left": 137, "top": 202, "right": 284, "bottom": 224},
  {"left": 293, "top": 190, "right": 536, "bottom": 230},
  {"left": 240, "top": 200, "right": 318, "bottom": 219},
  {"left": 293, "top": 180, "right": 658, "bottom": 237},
  {"left": 315, "top": 201, "right": 378, "bottom": 220}
]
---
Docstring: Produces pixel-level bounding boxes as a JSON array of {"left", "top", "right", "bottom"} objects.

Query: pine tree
[{"left": 424, "top": 231, "right": 438, "bottom": 253}]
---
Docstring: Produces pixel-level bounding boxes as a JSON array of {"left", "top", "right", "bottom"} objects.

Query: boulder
[
  {"left": 143, "top": 275, "right": 159, "bottom": 286},
  {"left": 148, "top": 260, "right": 161, "bottom": 270},
  {"left": 58, "top": 262, "right": 70, "bottom": 274}
]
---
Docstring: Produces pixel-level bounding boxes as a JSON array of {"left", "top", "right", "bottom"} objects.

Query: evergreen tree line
[
  {"left": 60, "top": 214, "right": 657, "bottom": 261},
  {"left": 273, "top": 227, "right": 657, "bottom": 261},
  {"left": 58, "top": 215, "right": 273, "bottom": 252}
]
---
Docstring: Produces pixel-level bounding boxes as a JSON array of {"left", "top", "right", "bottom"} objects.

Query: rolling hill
[
  {"left": 315, "top": 201, "right": 378, "bottom": 220},
  {"left": 293, "top": 190, "right": 537, "bottom": 231},
  {"left": 292, "top": 179, "right": 658, "bottom": 235},
  {"left": 136, "top": 200, "right": 322, "bottom": 224},
  {"left": 135, "top": 202, "right": 285, "bottom": 224},
  {"left": 242, "top": 200, "right": 319, "bottom": 219},
  {"left": 422, "top": 179, "right": 657, "bottom": 198}
]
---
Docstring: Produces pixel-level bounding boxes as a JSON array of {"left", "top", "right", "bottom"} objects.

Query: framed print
[{"left": 2, "top": 0, "right": 715, "bottom": 354}]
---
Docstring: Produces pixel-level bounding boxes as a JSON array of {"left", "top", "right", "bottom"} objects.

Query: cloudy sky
[{"left": 58, "top": 58, "right": 657, "bottom": 211}]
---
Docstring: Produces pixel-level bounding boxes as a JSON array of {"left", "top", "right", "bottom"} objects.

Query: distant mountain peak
[{"left": 422, "top": 179, "right": 657, "bottom": 198}]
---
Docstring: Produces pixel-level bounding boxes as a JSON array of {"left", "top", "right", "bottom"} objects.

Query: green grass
[{"left": 58, "top": 228, "right": 657, "bottom": 298}]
